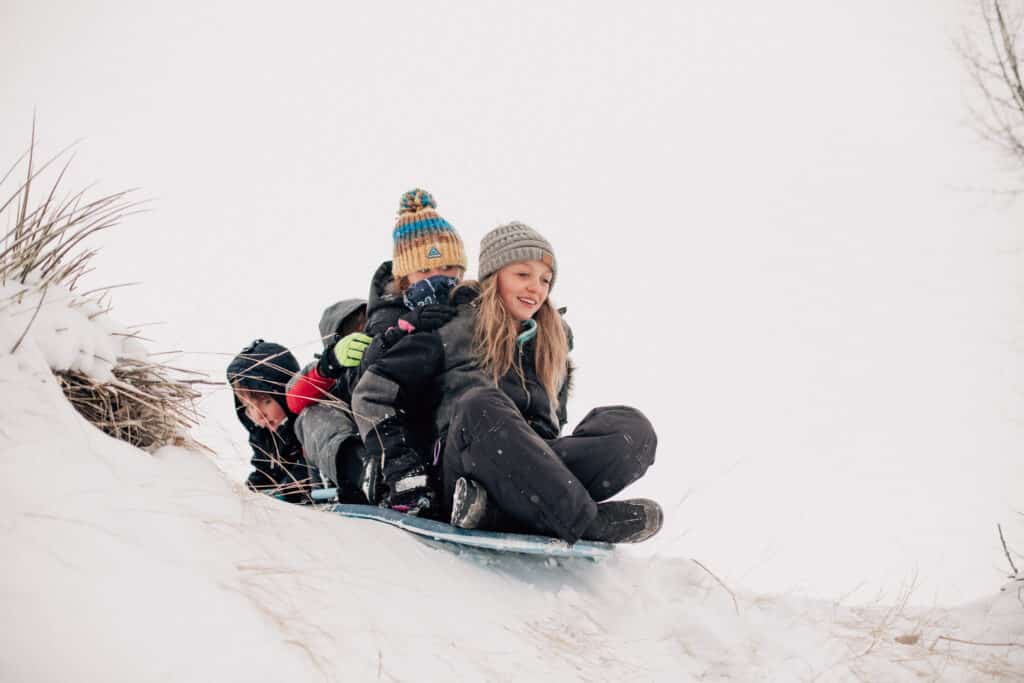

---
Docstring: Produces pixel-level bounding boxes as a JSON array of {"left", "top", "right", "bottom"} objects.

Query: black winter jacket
[
  {"left": 364, "top": 260, "right": 406, "bottom": 336},
  {"left": 352, "top": 286, "right": 571, "bottom": 459}
]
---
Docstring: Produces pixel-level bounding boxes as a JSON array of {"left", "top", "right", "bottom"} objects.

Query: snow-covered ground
[
  {"left": 2, "top": 274, "right": 1021, "bottom": 682},
  {"left": 3, "top": 2, "right": 1024, "bottom": 678},
  {"left": 4, "top": 0, "right": 1022, "bottom": 608}
]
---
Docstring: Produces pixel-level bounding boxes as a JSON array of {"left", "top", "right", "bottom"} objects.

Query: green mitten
[{"left": 333, "top": 331, "right": 373, "bottom": 368}]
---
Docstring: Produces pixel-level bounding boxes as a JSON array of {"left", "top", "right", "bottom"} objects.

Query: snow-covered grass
[
  {"left": 0, "top": 140, "right": 202, "bottom": 450},
  {"left": 1, "top": 194, "right": 1021, "bottom": 681}
]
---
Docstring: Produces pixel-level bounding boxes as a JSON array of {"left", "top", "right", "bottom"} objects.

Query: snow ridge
[{"left": 1, "top": 277, "right": 1021, "bottom": 682}]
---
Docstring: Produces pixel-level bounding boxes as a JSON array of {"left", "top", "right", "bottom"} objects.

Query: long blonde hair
[{"left": 464, "top": 275, "right": 569, "bottom": 405}]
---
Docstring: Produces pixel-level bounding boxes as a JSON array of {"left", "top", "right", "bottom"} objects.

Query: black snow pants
[{"left": 441, "top": 385, "right": 657, "bottom": 544}]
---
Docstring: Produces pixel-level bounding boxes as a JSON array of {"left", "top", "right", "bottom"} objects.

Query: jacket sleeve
[
  {"left": 247, "top": 436, "right": 292, "bottom": 490},
  {"left": 555, "top": 319, "right": 575, "bottom": 431},
  {"left": 286, "top": 363, "right": 337, "bottom": 414},
  {"left": 293, "top": 401, "right": 360, "bottom": 485},
  {"left": 351, "top": 332, "right": 445, "bottom": 444},
  {"left": 365, "top": 261, "right": 406, "bottom": 336},
  {"left": 341, "top": 333, "right": 388, "bottom": 403},
  {"left": 555, "top": 360, "right": 574, "bottom": 431},
  {"left": 245, "top": 422, "right": 317, "bottom": 501}
]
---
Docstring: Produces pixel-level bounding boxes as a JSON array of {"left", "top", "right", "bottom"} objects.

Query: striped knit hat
[
  {"left": 478, "top": 221, "right": 557, "bottom": 289},
  {"left": 392, "top": 189, "right": 467, "bottom": 279}
]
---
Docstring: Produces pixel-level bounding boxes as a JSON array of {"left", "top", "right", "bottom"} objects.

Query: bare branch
[
  {"left": 998, "top": 523, "right": 1020, "bottom": 575},
  {"left": 10, "top": 285, "right": 46, "bottom": 353},
  {"left": 930, "top": 635, "right": 1024, "bottom": 648},
  {"left": 691, "top": 558, "right": 740, "bottom": 615},
  {"left": 961, "top": 1, "right": 1024, "bottom": 180}
]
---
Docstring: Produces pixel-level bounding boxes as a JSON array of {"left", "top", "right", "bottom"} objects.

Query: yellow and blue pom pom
[{"left": 399, "top": 188, "right": 436, "bottom": 214}]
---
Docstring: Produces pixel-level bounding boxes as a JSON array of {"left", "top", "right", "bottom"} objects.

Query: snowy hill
[{"left": 1, "top": 278, "right": 1021, "bottom": 682}]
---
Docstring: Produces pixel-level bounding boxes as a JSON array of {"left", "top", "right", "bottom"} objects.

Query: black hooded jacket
[
  {"left": 364, "top": 260, "right": 405, "bottom": 337},
  {"left": 339, "top": 261, "right": 442, "bottom": 456},
  {"left": 353, "top": 284, "right": 572, "bottom": 460},
  {"left": 226, "top": 340, "right": 318, "bottom": 503}
]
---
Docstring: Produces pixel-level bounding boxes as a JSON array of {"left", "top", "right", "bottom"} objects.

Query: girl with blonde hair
[{"left": 353, "top": 221, "right": 661, "bottom": 543}]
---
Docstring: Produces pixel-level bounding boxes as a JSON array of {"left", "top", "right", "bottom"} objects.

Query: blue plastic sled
[{"left": 325, "top": 503, "right": 614, "bottom": 560}]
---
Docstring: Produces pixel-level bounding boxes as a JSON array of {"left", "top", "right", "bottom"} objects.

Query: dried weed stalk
[
  {"left": 55, "top": 359, "right": 206, "bottom": 451},
  {"left": 3, "top": 121, "right": 206, "bottom": 451}
]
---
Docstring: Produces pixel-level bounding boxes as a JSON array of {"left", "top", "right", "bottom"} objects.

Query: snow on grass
[{"left": 0, "top": 277, "right": 146, "bottom": 381}]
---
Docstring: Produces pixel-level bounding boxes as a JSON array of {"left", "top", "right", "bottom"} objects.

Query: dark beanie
[{"left": 226, "top": 340, "right": 299, "bottom": 411}]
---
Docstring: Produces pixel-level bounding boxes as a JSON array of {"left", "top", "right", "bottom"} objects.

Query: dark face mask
[{"left": 403, "top": 275, "right": 459, "bottom": 310}]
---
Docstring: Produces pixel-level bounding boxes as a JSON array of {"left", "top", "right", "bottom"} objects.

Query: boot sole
[
  {"left": 584, "top": 498, "right": 664, "bottom": 544},
  {"left": 450, "top": 477, "right": 489, "bottom": 529}
]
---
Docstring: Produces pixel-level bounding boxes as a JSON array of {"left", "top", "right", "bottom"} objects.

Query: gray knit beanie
[{"left": 478, "top": 221, "right": 557, "bottom": 288}]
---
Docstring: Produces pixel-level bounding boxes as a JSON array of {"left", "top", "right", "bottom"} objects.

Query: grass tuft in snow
[
  {"left": 2, "top": 120, "right": 205, "bottom": 451},
  {"left": 55, "top": 359, "right": 206, "bottom": 451}
]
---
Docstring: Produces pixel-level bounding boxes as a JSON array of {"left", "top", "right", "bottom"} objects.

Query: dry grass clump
[
  {"left": 2, "top": 122, "right": 205, "bottom": 451},
  {"left": 55, "top": 359, "right": 206, "bottom": 451},
  {"left": 0, "top": 154, "right": 134, "bottom": 292}
]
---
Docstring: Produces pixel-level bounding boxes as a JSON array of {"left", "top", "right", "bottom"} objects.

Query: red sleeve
[{"left": 286, "top": 366, "right": 336, "bottom": 414}]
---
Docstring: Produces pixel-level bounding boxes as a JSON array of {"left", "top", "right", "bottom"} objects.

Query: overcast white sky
[{"left": 2, "top": 0, "right": 1022, "bottom": 605}]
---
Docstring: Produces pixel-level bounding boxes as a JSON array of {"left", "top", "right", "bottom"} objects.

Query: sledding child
[
  {"left": 338, "top": 188, "right": 468, "bottom": 514},
  {"left": 362, "top": 188, "right": 468, "bottom": 338},
  {"left": 280, "top": 298, "right": 380, "bottom": 503},
  {"left": 227, "top": 340, "right": 319, "bottom": 504},
  {"left": 281, "top": 189, "right": 467, "bottom": 509},
  {"left": 352, "top": 222, "right": 663, "bottom": 544}
]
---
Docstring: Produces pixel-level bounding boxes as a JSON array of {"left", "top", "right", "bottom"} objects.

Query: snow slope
[
  {"left": 1, "top": 280, "right": 1022, "bottom": 681},
  {"left": 4, "top": 0, "right": 1023, "bottom": 608}
]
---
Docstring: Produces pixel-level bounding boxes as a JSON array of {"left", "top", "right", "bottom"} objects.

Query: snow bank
[
  {"left": 1, "top": 282, "right": 1021, "bottom": 682},
  {"left": 0, "top": 279, "right": 146, "bottom": 383}
]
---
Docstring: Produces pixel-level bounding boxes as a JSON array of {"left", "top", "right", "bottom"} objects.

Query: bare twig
[
  {"left": 691, "top": 558, "right": 740, "bottom": 615},
  {"left": 930, "top": 635, "right": 1024, "bottom": 648},
  {"left": 77, "top": 281, "right": 142, "bottom": 298},
  {"left": 998, "top": 523, "right": 1020, "bottom": 574},
  {"left": 960, "top": 1, "right": 1024, "bottom": 181},
  {"left": 857, "top": 571, "right": 919, "bottom": 658},
  {"left": 10, "top": 285, "right": 46, "bottom": 353}
]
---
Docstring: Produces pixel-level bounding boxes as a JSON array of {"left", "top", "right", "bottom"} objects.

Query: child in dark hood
[{"left": 227, "top": 340, "right": 318, "bottom": 504}]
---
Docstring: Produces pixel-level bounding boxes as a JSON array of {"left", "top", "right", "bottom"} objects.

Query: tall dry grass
[{"left": 1, "top": 121, "right": 205, "bottom": 451}]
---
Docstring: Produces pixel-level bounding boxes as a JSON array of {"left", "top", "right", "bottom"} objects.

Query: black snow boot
[
  {"left": 450, "top": 477, "right": 489, "bottom": 529},
  {"left": 579, "top": 498, "right": 663, "bottom": 544}
]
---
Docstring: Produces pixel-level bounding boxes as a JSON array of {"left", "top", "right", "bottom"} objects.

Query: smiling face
[
  {"left": 236, "top": 389, "right": 288, "bottom": 432},
  {"left": 495, "top": 259, "right": 553, "bottom": 322}
]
